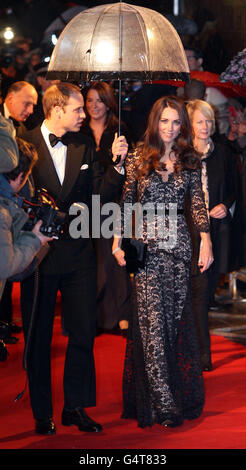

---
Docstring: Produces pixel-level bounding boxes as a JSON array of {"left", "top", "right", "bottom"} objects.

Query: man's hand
[
  {"left": 32, "top": 220, "right": 53, "bottom": 245},
  {"left": 209, "top": 203, "right": 227, "bottom": 219}
]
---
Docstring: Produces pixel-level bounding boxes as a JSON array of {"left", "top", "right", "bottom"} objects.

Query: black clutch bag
[{"left": 121, "top": 238, "right": 147, "bottom": 273}]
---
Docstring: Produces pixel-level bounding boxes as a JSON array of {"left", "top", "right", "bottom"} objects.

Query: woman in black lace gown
[{"left": 112, "top": 96, "right": 214, "bottom": 428}]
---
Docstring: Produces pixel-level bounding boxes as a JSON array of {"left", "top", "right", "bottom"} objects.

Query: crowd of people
[{"left": 0, "top": 30, "right": 246, "bottom": 435}]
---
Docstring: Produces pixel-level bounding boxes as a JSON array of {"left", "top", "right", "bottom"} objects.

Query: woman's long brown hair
[
  {"left": 136, "top": 95, "right": 201, "bottom": 178},
  {"left": 84, "top": 81, "right": 118, "bottom": 129}
]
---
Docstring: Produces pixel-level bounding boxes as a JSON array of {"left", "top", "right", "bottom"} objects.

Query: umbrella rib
[
  {"left": 130, "top": 5, "right": 150, "bottom": 74},
  {"left": 87, "top": 3, "right": 119, "bottom": 74}
]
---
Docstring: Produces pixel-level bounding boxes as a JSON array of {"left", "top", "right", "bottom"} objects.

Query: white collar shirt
[{"left": 41, "top": 121, "right": 67, "bottom": 185}]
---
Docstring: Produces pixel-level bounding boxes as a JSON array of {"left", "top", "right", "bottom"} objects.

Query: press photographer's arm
[
  {"left": 0, "top": 121, "right": 52, "bottom": 299},
  {"left": 0, "top": 209, "right": 48, "bottom": 280}
]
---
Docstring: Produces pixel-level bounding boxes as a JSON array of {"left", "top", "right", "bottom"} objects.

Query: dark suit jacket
[
  {"left": 80, "top": 121, "right": 132, "bottom": 173},
  {"left": 21, "top": 126, "right": 125, "bottom": 275},
  {"left": 0, "top": 103, "right": 27, "bottom": 136},
  {"left": 186, "top": 141, "right": 238, "bottom": 274},
  {"left": 0, "top": 104, "right": 35, "bottom": 199}
]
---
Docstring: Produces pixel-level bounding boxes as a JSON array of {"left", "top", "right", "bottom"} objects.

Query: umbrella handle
[{"left": 113, "top": 78, "right": 121, "bottom": 165}]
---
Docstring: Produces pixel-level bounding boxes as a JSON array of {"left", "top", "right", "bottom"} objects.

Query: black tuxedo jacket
[
  {"left": 21, "top": 126, "right": 125, "bottom": 274},
  {"left": 186, "top": 141, "right": 238, "bottom": 275}
]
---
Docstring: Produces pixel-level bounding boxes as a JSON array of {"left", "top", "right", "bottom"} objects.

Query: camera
[{"left": 22, "top": 188, "right": 68, "bottom": 239}]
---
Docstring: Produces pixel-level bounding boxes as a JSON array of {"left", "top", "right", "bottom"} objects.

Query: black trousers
[
  {"left": 0, "top": 281, "right": 13, "bottom": 323},
  {"left": 21, "top": 264, "right": 97, "bottom": 420},
  {"left": 191, "top": 270, "right": 211, "bottom": 361}
]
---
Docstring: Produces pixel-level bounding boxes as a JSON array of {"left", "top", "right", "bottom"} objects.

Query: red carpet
[{"left": 1, "top": 285, "right": 246, "bottom": 454}]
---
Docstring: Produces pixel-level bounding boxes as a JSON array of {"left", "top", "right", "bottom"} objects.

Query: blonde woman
[{"left": 186, "top": 99, "right": 238, "bottom": 371}]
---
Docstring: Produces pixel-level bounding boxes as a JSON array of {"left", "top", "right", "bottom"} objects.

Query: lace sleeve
[
  {"left": 115, "top": 149, "right": 139, "bottom": 238},
  {"left": 121, "top": 149, "right": 139, "bottom": 204},
  {"left": 189, "top": 169, "right": 210, "bottom": 232}
]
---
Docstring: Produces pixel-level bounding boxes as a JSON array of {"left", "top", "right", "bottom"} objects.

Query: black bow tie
[{"left": 49, "top": 133, "right": 65, "bottom": 147}]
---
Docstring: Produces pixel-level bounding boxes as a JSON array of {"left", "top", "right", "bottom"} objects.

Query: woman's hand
[
  {"left": 111, "top": 132, "right": 128, "bottom": 168},
  {"left": 198, "top": 233, "right": 214, "bottom": 273},
  {"left": 113, "top": 248, "right": 126, "bottom": 267},
  {"left": 209, "top": 203, "right": 227, "bottom": 219},
  {"left": 112, "top": 236, "right": 126, "bottom": 266}
]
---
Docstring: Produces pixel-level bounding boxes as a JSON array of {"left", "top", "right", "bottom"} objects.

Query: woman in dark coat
[
  {"left": 80, "top": 81, "right": 132, "bottom": 332},
  {"left": 186, "top": 99, "right": 238, "bottom": 371}
]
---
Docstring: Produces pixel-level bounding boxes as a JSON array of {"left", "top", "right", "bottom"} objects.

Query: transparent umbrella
[{"left": 47, "top": 2, "right": 189, "bottom": 135}]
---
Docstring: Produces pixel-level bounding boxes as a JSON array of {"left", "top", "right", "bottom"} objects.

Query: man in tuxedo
[
  {"left": 0, "top": 81, "right": 38, "bottom": 339},
  {"left": 21, "top": 82, "right": 127, "bottom": 435}
]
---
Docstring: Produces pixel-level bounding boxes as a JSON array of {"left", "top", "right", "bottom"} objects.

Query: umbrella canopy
[
  {"left": 220, "top": 48, "right": 246, "bottom": 86},
  {"left": 47, "top": 2, "right": 190, "bottom": 82}
]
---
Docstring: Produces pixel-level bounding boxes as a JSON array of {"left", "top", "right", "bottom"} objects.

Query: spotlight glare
[
  {"left": 95, "top": 41, "right": 115, "bottom": 65},
  {"left": 51, "top": 34, "right": 58, "bottom": 45},
  {"left": 3, "top": 27, "right": 14, "bottom": 41}
]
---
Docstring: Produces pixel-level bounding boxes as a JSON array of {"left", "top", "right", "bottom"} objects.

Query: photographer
[
  {"left": 0, "top": 80, "right": 39, "bottom": 340},
  {"left": 0, "top": 120, "right": 52, "bottom": 301}
]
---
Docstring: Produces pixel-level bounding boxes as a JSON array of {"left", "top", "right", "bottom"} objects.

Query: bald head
[{"left": 5, "top": 81, "right": 38, "bottom": 122}]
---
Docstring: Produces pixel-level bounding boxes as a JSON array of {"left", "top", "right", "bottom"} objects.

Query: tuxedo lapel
[
  {"left": 58, "top": 140, "right": 86, "bottom": 202},
  {"left": 34, "top": 128, "right": 62, "bottom": 196}
]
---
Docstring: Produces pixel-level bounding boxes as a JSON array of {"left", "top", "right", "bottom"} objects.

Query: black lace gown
[{"left": 120, "top": 150, "right": 209, "bottom": 428}]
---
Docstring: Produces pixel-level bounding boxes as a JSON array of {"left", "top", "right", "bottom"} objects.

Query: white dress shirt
[
  {"left": 200, "top": 138, "right": 214, "bottom": 221},
  {"left": 41, "top": 121, "right": 67, "bottom": 185}
]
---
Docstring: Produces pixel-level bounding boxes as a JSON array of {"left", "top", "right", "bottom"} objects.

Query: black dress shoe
[
  {"left": 9, "top": 322, "right": 22, "bottom": 334},
  {"left": 203, "top": 362, "right": 213, "bottom": 372},
  {"left": 3, "top": 336, "right": 19, "bottom": 344},
  {"left": 0, "top": 321, "right": 11, "bottom": 339},
  {"left": 35, "top": 418, "right": 56, "bottom": 435},
  {"left": 201, "top": 353, "right": 213, "bottom": 372},
  {"left": 62, "top": 407, "right": 102, "bottom": 432},
  {"left": 162, "top": 415, "right": 183, "bottom": 428}
]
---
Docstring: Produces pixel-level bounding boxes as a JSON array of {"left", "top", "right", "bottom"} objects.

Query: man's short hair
[
  {"left": 42, "top": 82, "right": 82, "bottom": 118},
  {"left": 3, "top": 137, "right": 38, "bottom": 182},
  {"left": 184, "top": 79, "right": 206, "bottom": 101},
  {"left": 6, "top": 81, "right": 34, "bottom": 96},
  {"left": 184, "top": 46, "right": 203, "bottom": 60}
]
